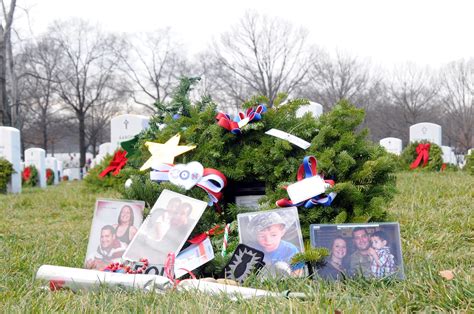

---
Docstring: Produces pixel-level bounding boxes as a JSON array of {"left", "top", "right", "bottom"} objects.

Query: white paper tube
[
  {"left": 36, "top": 265, "right": 172, "bottom": 292},
  {"left": 177, "top": 279, "right": 282, "bottom": 300}
]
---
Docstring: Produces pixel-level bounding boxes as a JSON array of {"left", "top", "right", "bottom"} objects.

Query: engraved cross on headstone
[
  {"left": 421, "top": 127, "right": 427, "bottom": 134},
  {"left": 124, "top": 119, "right": 129, "bottom": 130}
]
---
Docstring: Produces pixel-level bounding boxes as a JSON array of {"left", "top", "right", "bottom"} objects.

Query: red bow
[
  {"left": 188, "top": 225, "right": 225, "bottom": 244},
  {"left": 215, "top": 112, "right": 241, "bottom": 134},
  {"left": 410, "top": 143, "right": 430, "bottom": 169},
  {"left": 99, "top": 150, "right": 128, "bottom": 177},
  {"left": 49, "top": 279, "right": 65, "bottom": 291},
  {"left": 46, "top": 168, "right": 54, "bottom": 180},
  {"left": 22, "top": 167, "right": 31, "bottom": 181}
]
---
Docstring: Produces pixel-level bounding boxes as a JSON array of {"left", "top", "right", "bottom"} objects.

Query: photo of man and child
[
  {"left": 310, "top": 223, "right": 404, "bottom": 280},
  {"left": 237, "top": 207, "right": 304, "bottom": 277},
  {"left": 85, "top": 199, "right": 145, "bottom": 270},
  {"left": 123, "top": 190, "right": 207, "bottom": 265}
]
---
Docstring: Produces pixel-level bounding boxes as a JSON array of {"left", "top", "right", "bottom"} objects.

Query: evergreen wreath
[
  {"left": 46, "top": 168, "right": 55, "bottom": 185},
  {"left": 22, "top": 165, "right": 39, "bottom": 187},
  {"left": 400, "top": 141, "right": 443, "bottom": 171},
  {"left": 91, "top": 78, "right": 397, "bottom": 274},
  {"left": 0, "top": 158, "right": 14, "bottom": 193}
]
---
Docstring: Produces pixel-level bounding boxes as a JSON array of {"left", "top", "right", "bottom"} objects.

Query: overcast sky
[{"left": 16, "top": 0, "right": 474, "bottom": 69}]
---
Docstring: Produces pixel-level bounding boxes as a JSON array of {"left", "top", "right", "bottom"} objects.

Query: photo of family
[
  {"left": 237, "top": 207, "right": 304, "bottom": 277},
  {"left": 84, "top": 199, "right": 145, "bottom": 270},
  {"left": 310, "top": 223, "right": 404, "bottom": 280},
  {"left": 123, "top": 190, "right": 207, "bottom": 265}
]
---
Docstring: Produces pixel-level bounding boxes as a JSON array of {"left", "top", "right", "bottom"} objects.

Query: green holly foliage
[
  {"left": 0, "top": 158, "right": 14, "bottom": 193},
  {"left": 22, "top": 165, "right": 39, "bottom": 187},
  {"left": 400, "top": 141, "right": 443, "bottom": 171}
]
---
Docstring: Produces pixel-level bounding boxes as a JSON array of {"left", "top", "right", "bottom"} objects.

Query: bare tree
[
  {"left": 439, "top": 59, "right": 473, "bottom": 152},
  {"left": 17, "top": 36, "right": 62, "bottom": 151},
  {"left": 85, "top": 101, "right": 119, "bottom": 156},
  {"left": 49, "top": 19, "right": 125, "bottom": 176},
  {"left": 118, "top": 29, "right": 189, "bottom": 113},
  {"left": 211, "top": 11, "right": 316, "bottom": 107},
  {"left": 0, "top": 0, "right": 16, "bottom": 126},
  {"left": 388, "top": 63, "right": 439, "bottom": 126},
  {"left": 303, "top": 51, "right": 379, "bottom": 110}
]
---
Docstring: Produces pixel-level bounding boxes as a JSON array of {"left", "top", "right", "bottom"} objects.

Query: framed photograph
[
  {"left": 237, "top": 207, "right": 304, "bottom": 277},
  {"left": 123, "top": 189, "right": 207, "bottom": 265},
  {"left": 84, "top": 199, "right": 145, "bottom": 270},
  {"left": 310, "top": 223, "right": 405, "bottom": 280}
]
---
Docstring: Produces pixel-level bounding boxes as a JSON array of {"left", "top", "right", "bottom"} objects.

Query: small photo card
[
  {"left": 85, "top": 199, "right": 145, "bottom": 270},
  {"left": 310, "top": 223, "right": 405, "bottom": 280},
  {"left": 175, "top": 237, "right": 215, "bottom": 278},
  {"left": 237, "top": 207, "right": 304, "bottom": 277},
  {"left": 123, "top": 189, "right": 207, "bottom": 265}
]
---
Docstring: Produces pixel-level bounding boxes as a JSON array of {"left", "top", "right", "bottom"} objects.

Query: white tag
[
  {"left": 286, "top": 175, "right": 327, "bottom": 204},
  {"left": 265, "top": 128, "right": 311, "bottom": 149}
]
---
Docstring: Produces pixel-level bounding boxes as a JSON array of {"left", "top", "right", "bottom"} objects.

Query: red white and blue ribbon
[
  {"left": 276, "top": 156, "right": 336, "bottom": 208},
  {"left": 215, "top": 104, "right": 267, "bottom": 134},
  {"left": 150, "top": 164, "right": 227, "bottom": 207}
]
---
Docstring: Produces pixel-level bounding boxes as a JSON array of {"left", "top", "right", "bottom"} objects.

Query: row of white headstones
[
  {"left": 1, "top": 102, "right": 471, "bottom": 194},
  {"left": 379, "top": 122, "right": 472, "bottom": 166}
]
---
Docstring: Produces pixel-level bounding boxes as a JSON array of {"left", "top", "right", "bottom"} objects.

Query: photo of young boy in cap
[{"left": 237, "top": 207, "right": 304, "bottom": 276}]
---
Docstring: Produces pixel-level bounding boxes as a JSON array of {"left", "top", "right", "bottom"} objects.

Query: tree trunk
[
  {"left": 42, "top": 108, "right": 48, "bottom": 151},
  {"left": 78, "top": 112, "right": 86, "bottom": 179},
  {"left": 0, "top": 25, "right": 11, "bottom": 126}
]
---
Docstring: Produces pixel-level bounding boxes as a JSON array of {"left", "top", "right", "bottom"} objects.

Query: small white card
[
  {"left": 286, "top": 175, "right": 327, "bottom": 204},
  {"left": 265, "top": 128, "right": 311, "bottom": 149},
  {"left": 175, "top": 237, "right": 215, "bottom": 278}
]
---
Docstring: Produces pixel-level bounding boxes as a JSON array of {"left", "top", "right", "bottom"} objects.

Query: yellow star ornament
[{"left": 140, "top": 134, "right": 196, "bottom": 171}]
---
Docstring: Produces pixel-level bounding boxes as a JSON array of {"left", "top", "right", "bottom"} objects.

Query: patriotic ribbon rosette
[
  {"left": 276, "top": 156, "right": 336, "bottom": 208},
  {"left": 150, "top": 161, "right": 227, "bottom": 208},
  {"left": 215, "top": 104, "right": 267, "bottom": 134}
]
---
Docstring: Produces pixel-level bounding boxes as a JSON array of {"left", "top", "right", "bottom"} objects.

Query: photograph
[
  {"left": 122, "top": 189, "right": 208, "bottom": 265},
  {"left": 84, "top": 199, "right": 145, "bottom": 270},
  {"left": 237, "top": 207, "right": 304, "bottom": 277},
  {"left": 310, "top": 223, "right": 405, "bottom": 280}
]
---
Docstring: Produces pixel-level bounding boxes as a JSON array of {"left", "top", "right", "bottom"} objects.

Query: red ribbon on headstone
[
  {"left": 99, "top": 150, "right": 128, "bottom": 177},
  {"left": 188, "top": 225, "right": 225, "bottom": 244},
  {"left": 410, "top": 143, "right": 431, "bottom": 169}
]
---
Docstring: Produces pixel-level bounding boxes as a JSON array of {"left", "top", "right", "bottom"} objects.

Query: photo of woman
[
  {"left": 317, "top": 237, "right": 348, "bottom": 280},
  {"left": 113, "top": 205, "right": 138, "bottom": 245}
]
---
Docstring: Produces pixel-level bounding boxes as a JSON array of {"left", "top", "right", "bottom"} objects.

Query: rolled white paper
[{"left": 36, "top": 265, "right": 172, "bottom": 292}]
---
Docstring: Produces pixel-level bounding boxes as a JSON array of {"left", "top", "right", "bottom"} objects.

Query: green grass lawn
[{"left": 1, "top": 172, "right": 473, "bottom": 312}]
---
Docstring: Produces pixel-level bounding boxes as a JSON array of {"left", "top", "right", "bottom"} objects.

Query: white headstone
[
  {"left": 379, "top": 137, "right": 403, "bottom": 155},
  {"left": 296, "top": 101, "right": 323, "bottom": 119},
  {"left": 25, "top": 148, "right": 47, "bottom": 188},
  {"left": 441, "top": 146, "right": 456, "bottom": 165},
  {"left": 468, "top": 148, "right": 473, "bottom": 156},
  {"left": 110, "top": 114, "right": 149, "bottom": 148},
  {"left": 0, "top": 127, "right": 21, "bottom": 193},
  {"left": 57, "top": 160, "right": 63, "bottom": 181},
  {"left": 409, "top": 122, "right": 442, "bottom": 146},
  {"left": 63, "top": 168, "right": 81, "bottom": 180},
  {"left": 99, "top": 142, "right": 115, "bottom": 156},
  {"left": 45, "top": 157, "right": 59, "bottom": 185}
]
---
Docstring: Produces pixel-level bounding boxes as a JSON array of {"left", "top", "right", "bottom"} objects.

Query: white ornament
[{"left": 124, "top": 178, "right": 133, "bottom": 189}]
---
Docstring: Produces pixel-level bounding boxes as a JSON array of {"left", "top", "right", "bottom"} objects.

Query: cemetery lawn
[{"left": 1, "top": 172, "right": 473, "bottom": 312}]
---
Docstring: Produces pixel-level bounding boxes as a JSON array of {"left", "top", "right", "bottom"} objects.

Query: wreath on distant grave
[
  {"left": 0, "top": 158, "right": 14, "bottom": 193},
  {"left": 401, "top": 141, "right": 443, "bottom": 171},
  {"left": 22, "top": 165, "right": 39, "bottom": 187},
  {"left": 46, "top": 168, "right": 55, "bottom": 185}
]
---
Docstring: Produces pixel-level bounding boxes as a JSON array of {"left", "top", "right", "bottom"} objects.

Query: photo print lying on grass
[
  {"left": 310, "top": 222, "right": 405, "bottom": 280},
  {"left": 123, "top": 189, "right": 207, "bottom": 265},
  {"left": 237, "top": 207, "right": 304, "bottom": 277},
  {"left": 85, "top": 199, "right": 145, "bottom": 270}
]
